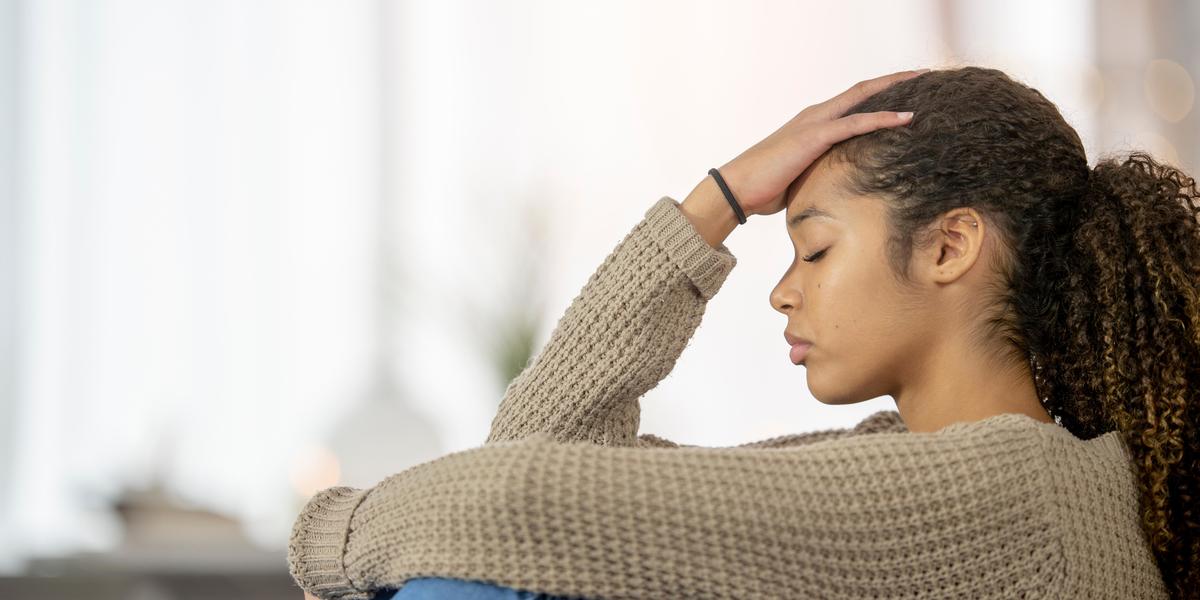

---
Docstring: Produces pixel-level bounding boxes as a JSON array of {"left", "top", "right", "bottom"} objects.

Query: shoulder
[
  {"left": 853, "top": 409, "right": 907, "bottom": 434},
  {"left": 844, "top": 410, "right": 1051, "bottom": 439},
  {"left": 849, "top": 410, "right": 1056, "bottom": 448},
  {"left": 805, "top": 411, "right": 1053, "bottom": 462}
]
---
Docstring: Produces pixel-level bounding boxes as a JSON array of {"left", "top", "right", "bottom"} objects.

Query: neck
[{"left": 893, "top": 337, "right": 1055, "bottom": 434}]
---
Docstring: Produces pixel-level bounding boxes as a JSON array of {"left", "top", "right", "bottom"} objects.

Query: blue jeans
[{"left": 373, "top": 577, "right": 587, "bottom": 600}]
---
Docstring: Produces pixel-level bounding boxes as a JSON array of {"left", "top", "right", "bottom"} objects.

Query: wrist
[
  {"left": 680, "top": 175, "right": 741, "bottom": 249},
  {"left": 288, "top": 487, "right": 372, "bottom": 599}
]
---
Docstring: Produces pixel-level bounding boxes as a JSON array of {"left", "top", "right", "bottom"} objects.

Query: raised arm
[
  {"left": 486, "top": 69, "right": 927, "bottom": 448},
  {"left": 289, "top": 414, "right": 1067, "bottom": 600}
]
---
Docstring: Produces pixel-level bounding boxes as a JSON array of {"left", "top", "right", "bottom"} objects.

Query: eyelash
[{"left": 802, "top": 248, "right": 828, "bottom": 263}]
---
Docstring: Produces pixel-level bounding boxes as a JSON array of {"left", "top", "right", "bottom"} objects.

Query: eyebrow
[{"left": 787, "top": 206, "right": 835, "bottom": 229}]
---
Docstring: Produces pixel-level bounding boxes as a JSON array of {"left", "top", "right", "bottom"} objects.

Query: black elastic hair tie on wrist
[{"left": 708, "top": 167, "right": 747, "bottom": 225}]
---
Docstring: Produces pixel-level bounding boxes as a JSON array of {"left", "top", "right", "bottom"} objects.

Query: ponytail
[{"left": 1035, "top": 151, "right": 1200, "bottom": 598}]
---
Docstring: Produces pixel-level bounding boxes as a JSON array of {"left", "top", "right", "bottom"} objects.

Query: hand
[
  {"left": 303, "top": 591, "right": 320, "bottom": 600},
  {"left": 717, "top": 69, "right": 927, "bottom": 218}
]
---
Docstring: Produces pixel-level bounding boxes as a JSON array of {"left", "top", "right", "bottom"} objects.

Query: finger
[
  {"left": 811, "top": 69, "right": 928, "bottom": 120},
  {"left": 818, "top": 111, "right": 913, "bottom": 147}
]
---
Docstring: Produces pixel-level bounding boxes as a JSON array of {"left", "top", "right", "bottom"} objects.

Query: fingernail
[
  {"left": 898, "top": 111, "right": 914, "bottom": 120},
  {"left": 913, "top": 68, "right": 931, "bottom": 73}
]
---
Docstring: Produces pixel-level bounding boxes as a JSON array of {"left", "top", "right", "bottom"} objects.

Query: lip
[
  {"left": 783, "top": 332, "right": 813, "bottom": 346},
  {"left": 789, "top": 342, "right": 812, "bottom": 365},
  {"left": 784, "top": 332, "right": 813, "bottom": 365}
]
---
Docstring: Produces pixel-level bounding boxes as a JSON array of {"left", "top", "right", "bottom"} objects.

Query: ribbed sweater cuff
[
  {"left": 288, "top": 486, "right": 374, "bottom": 600},
  {"left": 644, "top": 196, "right": 737, "bottom": 300}
]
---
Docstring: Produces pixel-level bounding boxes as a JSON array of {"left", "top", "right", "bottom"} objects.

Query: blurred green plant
[{"left": 442, "top": 189, "right": 552, "bottom": 402}]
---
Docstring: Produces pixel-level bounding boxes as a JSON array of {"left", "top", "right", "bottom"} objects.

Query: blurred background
[{"left": 0, "top": 0, "right": 1196, "bottom": 598}]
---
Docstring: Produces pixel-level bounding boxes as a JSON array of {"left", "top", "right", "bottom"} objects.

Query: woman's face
[{"left": 769, "top": 157, "right": 936, "bottom": 405}]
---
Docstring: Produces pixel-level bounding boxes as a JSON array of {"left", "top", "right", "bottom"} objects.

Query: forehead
[{"left": 785, "top": 159, "right": 849, "bottom": 228}]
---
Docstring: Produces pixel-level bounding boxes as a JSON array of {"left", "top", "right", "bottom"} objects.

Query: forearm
[
  {"left": 324, "top": 420, "right": 1057, "bottom": 599},
  {"left": 679, "top": 174, "right": 741, "bottom": 249},
  {"left": 485, "top": 195, "right": 737, "bottom": 446}
]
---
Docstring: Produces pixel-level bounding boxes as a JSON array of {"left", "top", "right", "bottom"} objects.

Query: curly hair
[{"left": 824, "top": 66, "right": 1200, "bottom": 599}]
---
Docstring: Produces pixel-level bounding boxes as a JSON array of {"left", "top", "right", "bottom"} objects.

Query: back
[{"left": 1031, "top": 421, "right": 1169, "bottom": 598}]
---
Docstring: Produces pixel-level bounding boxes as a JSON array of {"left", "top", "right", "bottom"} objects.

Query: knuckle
[
  {"left": 813, "top": 126, "right": 835, "bottom": 146},
  {"left": 846, "top": 113, "right": 872, "bottom": 129}
]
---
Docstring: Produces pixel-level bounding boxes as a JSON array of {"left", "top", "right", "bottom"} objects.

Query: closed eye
[{"left": 802, "top": 248, "right": 828, "bottom": 263}]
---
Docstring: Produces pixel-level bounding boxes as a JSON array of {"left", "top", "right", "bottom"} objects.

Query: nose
[{"left": 770, "top": 271, "right": 801, "bottom": 315}]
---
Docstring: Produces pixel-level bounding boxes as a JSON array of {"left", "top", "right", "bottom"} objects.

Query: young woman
[{"left": 293, "top": 67, "right": 1198, "bottom": 600}]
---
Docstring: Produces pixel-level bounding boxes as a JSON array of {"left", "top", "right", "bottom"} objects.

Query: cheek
[
  {"left": 810, "top": 256, "right": 903, "bottom": 363},
  {"left": 805, "top": 260, "right": 908, "bottom": 402},
  {"left": 810, "top": 262, "right": 870, "bottom": 339}
]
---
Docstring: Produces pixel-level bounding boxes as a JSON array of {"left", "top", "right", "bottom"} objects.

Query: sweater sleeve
[
  {"left": 485, "top": 195, "right": 737, "bottom": 447},
  {"left": 289, "top": 414, "right": 1066, "bottom": 600}
]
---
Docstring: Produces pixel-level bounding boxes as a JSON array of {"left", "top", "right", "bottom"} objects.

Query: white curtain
[
  {"left": 2, "top": 0, "right": 383, "bottom": 568},
  {"left": 0, "top": 0, "right": 21, "bottom": 573}
]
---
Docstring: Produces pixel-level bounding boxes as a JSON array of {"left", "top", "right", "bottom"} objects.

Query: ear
[{"left": 917, "top": 208, "right": 986, "bottom": 285}]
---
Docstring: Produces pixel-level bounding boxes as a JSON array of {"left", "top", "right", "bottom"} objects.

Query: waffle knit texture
[{"left": 288, "top": 196, "right": 1170, "bottom": 599}]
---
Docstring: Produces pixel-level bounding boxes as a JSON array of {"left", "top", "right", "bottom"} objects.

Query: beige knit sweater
[{"left": 288, "top": 196, "right": 1169, "bottom": 599}]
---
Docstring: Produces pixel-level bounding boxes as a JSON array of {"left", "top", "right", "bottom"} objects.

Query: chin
[
  {"left": 807, "top": 376, "right": 869, "bottom": 406},
  {"left": 815, "top": 395, "right": 864, "bottom": 406}
]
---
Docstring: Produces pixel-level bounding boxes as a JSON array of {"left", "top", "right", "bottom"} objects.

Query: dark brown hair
[{"left": 826, "top": 66, "right": 1199, "bottom": 598}]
